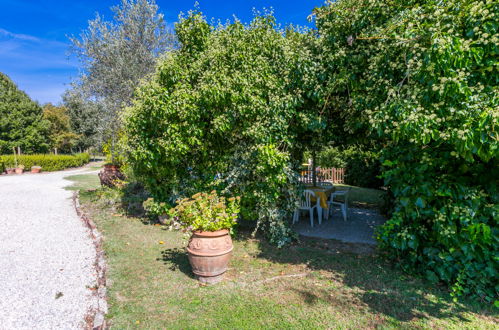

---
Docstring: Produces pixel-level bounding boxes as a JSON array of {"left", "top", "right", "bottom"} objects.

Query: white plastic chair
[
  {"left": 293, "top": 190, "right": 322, "bottom": 227},
  {"left": 327, "top": 187, "right": 350, "bottom": 221}
]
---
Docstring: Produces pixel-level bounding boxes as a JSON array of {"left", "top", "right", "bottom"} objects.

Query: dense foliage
[
  {"left": 316, "top": 0, "right": 498, "bottom": 303},
  {"left": 314, "top": 146, "right": 382, "bottom": 188},
  {"left": 0, "top": 153, "right": 90, "bottom": 172},
  {"left": 123, "top": 11, "right": 320, "bottom": 246},
  {"left": 0, "top": 72, "right": 50, "bottom": 154}
]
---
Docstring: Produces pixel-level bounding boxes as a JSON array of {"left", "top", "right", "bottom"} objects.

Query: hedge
[{"left": 0, "top": 153, "right": 90, "bottom": 172}]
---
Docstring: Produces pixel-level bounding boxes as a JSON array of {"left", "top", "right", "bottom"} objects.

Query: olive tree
[{"left": 69, "top": 0, "right": 176, "bottom": 153}]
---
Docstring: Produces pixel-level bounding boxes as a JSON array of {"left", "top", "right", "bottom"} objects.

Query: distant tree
[
  {"left": 69, "top": 0, "right": 176, "bottom": 156},
  {"left": 42, "top": 103, "right": 80, "bottom": 153},
  {"left": 0, "top": 72, "right": 50, "bottom": 154},
  {"left": 62, "top": 88, "right": 102, "bottom": 151}
]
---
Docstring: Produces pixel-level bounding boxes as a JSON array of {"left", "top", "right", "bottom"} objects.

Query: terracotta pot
[
  {"left": 6, "top": 168, "right": 15, "bottom": 175},
  {"left": 186, "top": 229, "right": 233, "bottom": 284},
  {"left": 15, "top": 168, "right": 24, "bottom": 174},
  {"left": 104, "top": 164, "right": 120, "bottom": 171},
  {"left": 31, "top": 166, "right": 42, "bottom": 173},
  {"left": 99, "top": 164, "right": 125, "bottom": 187}
]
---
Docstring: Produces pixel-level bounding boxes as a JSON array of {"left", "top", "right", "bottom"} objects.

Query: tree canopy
[
  {"left": 62, "top": 89, "right": 103, "bottom": 151},
  {"left": 69, "top": 0, "right": 176, "bottom": 145},
  {"left": 42, "top": 103, "right": 80, "bottom": 153},
  {"left": 0, "top": 72, "right": 50, "bottom": 154},
  {"left": 122, "top": 11, "right": 322, "bottom": 246},
  {"left": 315, "top": 0, "right": 498, "bottom": 303}
]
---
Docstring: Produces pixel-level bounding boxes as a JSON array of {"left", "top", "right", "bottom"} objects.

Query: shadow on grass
[
  {"left": 158, "top": 248, "right": 195, "bottom": 279},
  {"left": 241, "top": 232, "right": 486, "bottom": 323},
  {"left": 118, "top": 182, "right": 149, "bottom": 218}
]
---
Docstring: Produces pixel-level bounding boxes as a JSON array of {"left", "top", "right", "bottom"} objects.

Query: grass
[
  {"left": 68, "top": 173, "right": 497, "bottom": 329},
  {"left": 336, "top": 184, "right": 386, "bottom": 209},
  {"left": 64, "top": 161, "right": 103, "bottom": 191},
  {"left": 65, "top": 173, "right": 101, "bottom": 191}
]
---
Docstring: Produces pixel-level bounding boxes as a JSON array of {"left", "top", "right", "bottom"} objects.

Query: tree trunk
[
  {"left": 312, "top": 150, "right": 317, "bottom": 187},
  {"left": 13, "top": 147, "right": 17, "bottom": 168}
]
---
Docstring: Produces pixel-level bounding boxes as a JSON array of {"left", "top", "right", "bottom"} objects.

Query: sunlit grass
[{"left": 65, "top": 173, "right": 100, "bottom": 191}]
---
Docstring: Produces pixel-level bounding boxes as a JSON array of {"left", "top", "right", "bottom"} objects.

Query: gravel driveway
[{"left": 0, "top": 168, "right": 98, "bottom": 329}]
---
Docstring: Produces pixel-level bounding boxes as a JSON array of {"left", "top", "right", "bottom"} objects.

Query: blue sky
[{"left": 0, "top": 0, "right": 324, "bottom": 105}]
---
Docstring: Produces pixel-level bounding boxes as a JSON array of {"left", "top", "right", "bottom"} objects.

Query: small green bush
[
  {"left": 315, "top": 147, "right": 383, "bottom": 189},
  {"left": 0, "top": 153, "right": 90, "bottom": 172},
  {"left": 167, "top": 191, "right": 241, "bottom": 233}
]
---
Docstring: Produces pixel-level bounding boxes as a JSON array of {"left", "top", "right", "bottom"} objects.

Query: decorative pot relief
[{"left": 186, "top": 229, "right": 233, "bottom": 284}]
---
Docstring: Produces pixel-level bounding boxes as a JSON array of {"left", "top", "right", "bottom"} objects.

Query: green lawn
[
  {"left": 64, "top": 161, "right": 103, "bottom": 191},
  {"left": 65, "top": 173, "right": 101, "bottom": 191},
  {"left": 335, "top": 184, "right": 386, "bottom": 209},
  {"left": 68, "top": 173, "right": 497, "bottom": 329}
]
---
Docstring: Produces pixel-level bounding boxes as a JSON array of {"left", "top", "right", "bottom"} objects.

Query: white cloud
[
  {"left": 0, "top": 28, "right": 40, "bottom": 42},
  {"left": 0, "top": 27, "right": 79, "bottom": 104}
]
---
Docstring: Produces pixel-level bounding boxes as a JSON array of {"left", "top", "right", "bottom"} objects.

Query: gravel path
[{"left": 0, "top": 168, "right": 98, "bottom": 329}]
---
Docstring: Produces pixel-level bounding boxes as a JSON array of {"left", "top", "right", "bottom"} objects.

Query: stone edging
[{"left": 73, "top": 191, "right": 108, "bottom": 329}]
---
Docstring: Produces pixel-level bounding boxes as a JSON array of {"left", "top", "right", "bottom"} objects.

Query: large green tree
[
  {"left": 0, "top": 72, "right": 50, "bottom": 154},
  {"left": 122, "top": 11, "right": 321, "bottom": 246}
]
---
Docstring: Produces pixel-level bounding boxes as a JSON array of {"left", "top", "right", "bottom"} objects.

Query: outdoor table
[{"left": 304, "top": 184, "right": 335, "bottom": 220}]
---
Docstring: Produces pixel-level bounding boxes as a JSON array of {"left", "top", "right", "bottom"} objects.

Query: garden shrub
[
  {"left": 0, "top": 153, "right": 90, "bottom": 172},
  {"left": 316, "top": 0, "right": 498, "bottom": 303},
  {"left": 316, "top": 146, "right": 383, "bottom": 189},
  {"left": 122, "top": 11, "right": 319, "bottom": 246}
]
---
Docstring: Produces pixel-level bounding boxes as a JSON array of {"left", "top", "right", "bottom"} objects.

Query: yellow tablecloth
[{"left": 307, "top": 186, "right": 334, "bottom": 209}]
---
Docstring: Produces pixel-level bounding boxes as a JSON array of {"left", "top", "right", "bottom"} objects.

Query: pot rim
[
  {"left": 104, "top": 164, "right": 120, "bottom": 168},
  {"left": 191, "top": 229, "right": 230, "bottom": 237}
]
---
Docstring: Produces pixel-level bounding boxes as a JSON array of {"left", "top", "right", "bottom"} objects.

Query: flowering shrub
[
  {"left": 167, "top": 191, "right": 240, "bottom": 233},
  {"left": 316, "top": 0, "right": 498, "bottom": 303}
]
